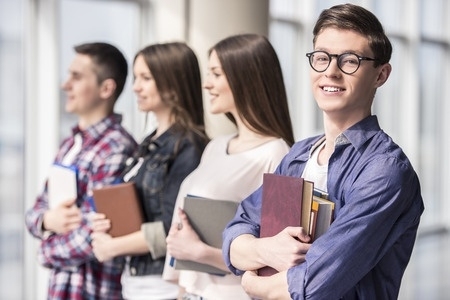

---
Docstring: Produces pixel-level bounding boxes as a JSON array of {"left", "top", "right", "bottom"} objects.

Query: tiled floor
[{"left": 398, "top": 229, "right": 449, "bottom": 300}]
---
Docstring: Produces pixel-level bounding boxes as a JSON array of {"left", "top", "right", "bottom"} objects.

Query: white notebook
[{"left": 47, "top": 164, "right": 78, "bottom": 209}]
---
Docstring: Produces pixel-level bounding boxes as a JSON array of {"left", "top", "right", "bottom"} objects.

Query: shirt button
[{"left": 130, "top": 267, "right": 136, "bottom": 275}]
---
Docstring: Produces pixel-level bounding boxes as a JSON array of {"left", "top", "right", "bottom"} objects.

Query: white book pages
[{"left": 47, "top": 164, "right": 77, "bottom": 209}]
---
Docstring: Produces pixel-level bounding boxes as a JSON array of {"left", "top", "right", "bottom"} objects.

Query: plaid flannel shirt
[{"left": 25, "top": 113, "right": 138, "bottom": 299}]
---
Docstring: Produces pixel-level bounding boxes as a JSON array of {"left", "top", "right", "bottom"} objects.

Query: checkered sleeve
[
  {"left": 37, "top": 216, "right": 94, "bottom": 269},
  {"left": 25, "top": 141, "right": 72, "bottom": 239},
  {"left": 37, "top": 132, "right": 136, "bottom": 269},
  {"left": 24, "top": 186, "right": 51, "bottom": 239}
]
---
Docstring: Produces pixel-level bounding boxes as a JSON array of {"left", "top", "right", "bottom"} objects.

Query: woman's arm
[{"left": 166, "top": 208, "right": 229, "bottom": 272}]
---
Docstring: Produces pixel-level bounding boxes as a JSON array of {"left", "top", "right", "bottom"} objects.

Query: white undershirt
[
  {"left": 61, "top": 133, "right": 82, "bottom": 166},
  {"left": 302, "top": 140, "right": 328, "bottom": 192}
]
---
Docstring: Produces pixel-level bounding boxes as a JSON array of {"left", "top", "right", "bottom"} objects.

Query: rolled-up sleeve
[
  {"left": 287, "top": 155, "right": 423, "bottom": 299},
  {"left": 141, "top": 221, "right": 167, "bottom": 259}
]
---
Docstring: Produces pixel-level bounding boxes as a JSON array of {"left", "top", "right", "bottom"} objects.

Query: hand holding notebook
[
  {"left": 47, "top": 164, "right": 78, "bottom": 209},
  {"left": 92, "top": 182, "right": 144, "bottom": 237}
]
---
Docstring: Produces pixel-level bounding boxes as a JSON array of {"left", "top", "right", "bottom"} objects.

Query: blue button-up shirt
[{"left": 223, "top": 115, "right": 424, "bottom": 300}]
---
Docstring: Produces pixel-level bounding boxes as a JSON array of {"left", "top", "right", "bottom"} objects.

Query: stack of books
[{"left": 258, "top": 173, "right": 335, "bottom": 276}]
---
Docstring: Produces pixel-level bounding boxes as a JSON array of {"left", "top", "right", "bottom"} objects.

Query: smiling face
[
  {"left": 132, "top": 54, "right": 169, "bottom": 114},
  {"left": 203, "top": 50, "right": 236, "bottom": 115},
  {"left": 311, "top": 27, "right": 391, "bottom": 124}
]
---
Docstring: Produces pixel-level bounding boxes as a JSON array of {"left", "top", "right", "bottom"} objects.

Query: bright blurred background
[{"left": 0, "top": 0, "right": 448, "bottom": 299}]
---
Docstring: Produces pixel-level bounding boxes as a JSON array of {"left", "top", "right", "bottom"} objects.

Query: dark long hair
[
  {"left": 209, "top": 34, "right": 295, "bottom": 146},
  {"left": 135, "top": 42, "right": 208, "bottom": 141}
]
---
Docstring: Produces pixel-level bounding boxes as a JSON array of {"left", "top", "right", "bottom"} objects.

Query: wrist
[
  {"left": 190, "top": 240, "right": 207, "bottom": 262},
  {"left": 41, "top": 212, "right": 53, "bottom": 232},
  {"left": 109, "top": 237, "right": 123, "bottom": 257},
  {"left": 254, "top": 237, "right": 268, "bottom": 266},
  {"left": 42, "top": 212, "right": 49, "bottom": 231},
  {"left": 40, "top": 214, "right": 54, "bottom": 239}
]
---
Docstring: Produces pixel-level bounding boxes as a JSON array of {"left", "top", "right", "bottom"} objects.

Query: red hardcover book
[{"left": 258, "top": 173, "right": 304, "bottom": 276}]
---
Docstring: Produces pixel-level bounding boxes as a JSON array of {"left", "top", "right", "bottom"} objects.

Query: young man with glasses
[{"left": 222, "top": 4, "right": 424, "bottom": 299}]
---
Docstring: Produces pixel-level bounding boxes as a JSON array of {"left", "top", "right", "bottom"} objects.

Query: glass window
[
  {"left": 420, "top": 0, "right": 446, "bottom": 38},
  {"left": 269, "top": 0, "right": 302, "bottom": 19},
  {"left": 0, "top": 0, "right": 25, "bottom": 299},
  {"left": 373, "top": 0, "right": 407, "bottom": 33},
  {"left": 373, "top": 37, "right": 405, "bottom": 142},
  {"left": 418, "top": 42, "right": 444, "bottom": 227},
  {"left": 317, "top": 0, "right": 364, "bottom": 11},
  {"left": 269, "top": 22, "right": 298, "bottom": 113}
]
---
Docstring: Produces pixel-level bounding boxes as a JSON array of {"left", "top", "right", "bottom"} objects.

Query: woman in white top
[{"left": 164, "top": 34, "right": 295, "bottom": 300}]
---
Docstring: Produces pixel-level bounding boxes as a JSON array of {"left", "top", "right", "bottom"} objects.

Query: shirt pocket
[{"left": 141, "top": 153, "right": 172, "bottom": 196}]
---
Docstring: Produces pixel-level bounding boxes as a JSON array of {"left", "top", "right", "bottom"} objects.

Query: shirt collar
[
  {"left": 71, "top": 113, "right": 123, "bottom": 141},
  {"left": 338, "top": 115, "right": 380, "bottom": 150},
  {"left": 300, "top": 115, "right": 381, "bottom": 160},
  {"left": 139, "top": 125, "right": 177, "bottom": 155}
]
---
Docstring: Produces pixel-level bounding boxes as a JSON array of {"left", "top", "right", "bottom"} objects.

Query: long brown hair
[
  {"left": 135, "top": 42, "right": 208, "bottom": 140},
  {"left": 209, "top": 34, "right": 295, "bottom": 146}
]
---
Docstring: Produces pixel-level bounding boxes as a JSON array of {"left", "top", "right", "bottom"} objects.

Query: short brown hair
[
  {"left": 74, "top": 42, "right": 128, "bottom": 100},
  {"left": 313, "top": 3, "right": 392, "bottom": 66}
]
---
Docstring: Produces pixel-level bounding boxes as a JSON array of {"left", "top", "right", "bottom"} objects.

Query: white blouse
[{"left": 163, "top": 133, "right": 290, "bottom": 300}]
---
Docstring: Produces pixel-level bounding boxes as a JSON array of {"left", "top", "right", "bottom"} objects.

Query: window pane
[
  {"left": 316, "top": 0, "right": 364, "bottom": 11},
  {"left": 270, "top": 0, "right": 302, "bottom": 19},
  {"left": 0, "top": 0, "right": 25, "bottom": 299},
  {"left": 269, "top": 21, "right": 298, "bottom": 111},
  {"left": 373, "top": 37, "right": 404, "bottom": 142},
  {"left": 373, "top": 0, "right": 407, "bottom": 33},
  {"left": 421, "top": 0, "right": 446, "bottom": 38},
  {"left": 418, "top": 43, "right": 444, "bottom": 227}
]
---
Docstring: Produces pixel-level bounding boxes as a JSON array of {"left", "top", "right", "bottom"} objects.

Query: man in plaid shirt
[{"left": 25, "top": 42, "right": 138, "bottom": 299}]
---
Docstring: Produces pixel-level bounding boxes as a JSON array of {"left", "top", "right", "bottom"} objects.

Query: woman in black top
[{"left": 91, "top": 42, "right": 209, "bottom": 299}]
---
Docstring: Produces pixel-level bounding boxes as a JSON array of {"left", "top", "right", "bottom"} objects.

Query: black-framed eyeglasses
[{"left": 306, "top": 51, "right": 378, "bottom": 75}]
